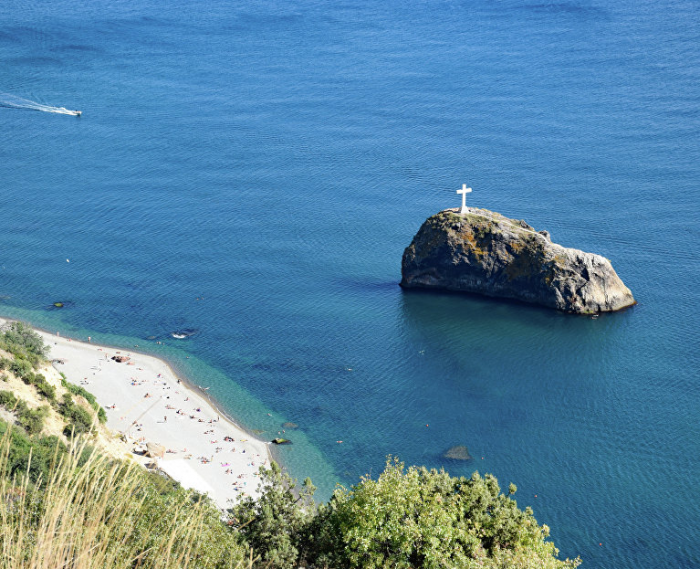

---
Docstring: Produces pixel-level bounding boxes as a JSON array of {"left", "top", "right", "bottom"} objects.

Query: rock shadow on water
[
  {"left": 334, "top": 276, "right": 402, "bottom": 298},
  {"left": 400, "top": 285, "right": 561, "bottom": 316}
]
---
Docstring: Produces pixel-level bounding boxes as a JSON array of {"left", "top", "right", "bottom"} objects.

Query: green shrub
[
  {"left": 61, "top": 378, "right": 106, "bottom": 423},
  {"left": 9, "top": 358, "right": 32, "bottom": 379},
  {"left": 0, "top": 321, "right": 48, "bottom": 362},
  {"left": 18, "top": 372, "right": 57, "bottom": 403},
  {"left": 0, "top": 420, "right": 67, "bottom": 483},
  {"left": 36, "top": 381, "right": 56, "bottom": 402},
  {"left": 59, "top": 392, "right": 72, "bottom": 410},
  {"left": 229, "top": 461, "right": 316, "bottom": 568},
  {"left": 14, "top": 398, "right": 28, "bottom": 415},
  {"left": 18, "top": 405, "right": 49, "bottom": 435},
  {"left": 60, "top": 393, "right": 95, "bottom": 435},
  {"left": 72, "top": 402, "right": 94, "bottom": 433},
  {"left": 62, "top": 381, "right": 97, "bottom": 406},
  {"left": 0, "top": 392, "right": 30, "bottom": 428},
  {"left": 0, "top": 390, "right": 18, "bottom": 409}
]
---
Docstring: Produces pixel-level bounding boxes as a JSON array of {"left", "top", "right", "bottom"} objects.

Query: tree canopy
[{"left": 230, "top": 457, "right": 581, "bottom": 569}]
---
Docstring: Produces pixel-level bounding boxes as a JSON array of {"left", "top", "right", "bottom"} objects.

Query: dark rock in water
[
  {"left": 48, "top": 301, "right": 74, "bottom": 310},
  {"left": 272, "top": 438, "right": 292, "bottom": 445},
  {"left": 443, "top": 445, "right": 472, "bottom": 460},
  {"left": 282, "top": 422, "right": 299, "bottom": 429},
  {"left": 401, "top": 208, "right": 636, "bottom": 314}
]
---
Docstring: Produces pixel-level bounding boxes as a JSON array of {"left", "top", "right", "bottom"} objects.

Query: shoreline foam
[{"left": 0, "top": 318, "right": 272, "bottom": 509}]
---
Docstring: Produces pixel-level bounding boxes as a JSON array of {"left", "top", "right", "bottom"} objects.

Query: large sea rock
[{"left": 400, "top": 208, "right": 635, "bottom": 314}]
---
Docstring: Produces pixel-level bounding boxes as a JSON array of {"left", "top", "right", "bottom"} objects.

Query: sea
[{"left": 0, "top": 0, "right": 698, "bottom": 566}]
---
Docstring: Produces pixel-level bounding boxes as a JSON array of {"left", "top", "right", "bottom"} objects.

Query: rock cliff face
[{"left": 400, "top": 208, "right": 635, "bottom": 314}]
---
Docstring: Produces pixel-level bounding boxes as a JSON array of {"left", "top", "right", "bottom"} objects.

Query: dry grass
[{"left": 0, "top": 427, "right": 257, "bottom": 569}]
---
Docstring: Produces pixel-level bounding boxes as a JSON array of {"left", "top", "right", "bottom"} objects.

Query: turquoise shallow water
[{"left": 1, "top": 1, "right": 699, "bottom": 566}]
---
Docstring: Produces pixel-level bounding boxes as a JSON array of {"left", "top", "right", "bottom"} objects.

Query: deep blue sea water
[{"left": 1, "top": 0, "right": 699, "bottom": 566}]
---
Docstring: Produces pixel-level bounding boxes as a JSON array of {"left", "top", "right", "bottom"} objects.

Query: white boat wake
[{"left": 0, "top": 92, "right": 81, "bottom": 116}]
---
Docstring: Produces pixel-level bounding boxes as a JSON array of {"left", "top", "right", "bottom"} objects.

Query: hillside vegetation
[{"left": 0, "top": 322, "right": 580, "bottom": 568}]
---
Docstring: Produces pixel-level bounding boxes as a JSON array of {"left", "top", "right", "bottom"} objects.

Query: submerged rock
[
  {"left": 282, "top": 422, "right": 299, "bottom": 429},
  {"left": 401, "top": 208, "right": 636, "bottom": 314},
  {"left": 443, "top": 445, "right": 472, "bottom": 461}
]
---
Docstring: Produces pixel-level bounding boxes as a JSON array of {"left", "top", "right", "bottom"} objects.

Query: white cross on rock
[{"left": 457, "top": 184, "right": 472, "bottom": 214}]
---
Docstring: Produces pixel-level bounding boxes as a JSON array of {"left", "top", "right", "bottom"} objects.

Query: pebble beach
[{"left": 28, "top": 323, "right": 272, "bottom": 509}]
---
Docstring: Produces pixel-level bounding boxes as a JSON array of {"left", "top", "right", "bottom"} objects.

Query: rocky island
[{"left": 401, "top": 208, "right": 635, "bottom": 314}]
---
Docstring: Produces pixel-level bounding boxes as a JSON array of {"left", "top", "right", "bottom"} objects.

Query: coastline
[{"left": 0, "top": 317, "right": 273, "bottom": 509}]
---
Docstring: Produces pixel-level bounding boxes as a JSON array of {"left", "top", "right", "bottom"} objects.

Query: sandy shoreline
[{"left": 5, "top": 319, "right": 272, "bottom": 509}]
